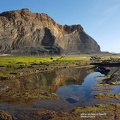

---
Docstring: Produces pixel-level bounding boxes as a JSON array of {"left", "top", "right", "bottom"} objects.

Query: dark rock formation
[{"left": 0, "top": 8, "right": 100, "bottom": 55}]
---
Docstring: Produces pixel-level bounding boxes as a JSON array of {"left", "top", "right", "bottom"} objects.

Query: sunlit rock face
[{"left": 0, "top": 8, "right": 100, "bottom": 55}]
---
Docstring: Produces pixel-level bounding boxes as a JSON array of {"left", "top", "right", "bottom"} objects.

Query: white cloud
[
  {"left": 99, "top": 3, "right": 120, "bottom": 26},
  {"left": 104, "top": 3, "right": 120, "bottom": 15}
]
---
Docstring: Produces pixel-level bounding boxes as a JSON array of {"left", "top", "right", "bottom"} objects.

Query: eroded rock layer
[{"left": 0, "top": 8, "right": 100, "bottom": 55}]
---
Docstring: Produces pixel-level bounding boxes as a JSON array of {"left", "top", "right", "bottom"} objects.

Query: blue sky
[{"left": 0, "top": 0, "right": 120, "bottom": 53}]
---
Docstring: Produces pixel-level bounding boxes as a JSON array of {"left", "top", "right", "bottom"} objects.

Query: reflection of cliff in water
[
  {"left": 0, "top": 67, "right": 90, "bottom": 94},
  {"left": 53, "top": 67, "right": 90, "bottom": 91}
]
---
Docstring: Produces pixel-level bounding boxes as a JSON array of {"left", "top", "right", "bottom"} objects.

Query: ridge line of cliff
[{"left": 0, "top": 8, "right": 100, "bottom": 55}]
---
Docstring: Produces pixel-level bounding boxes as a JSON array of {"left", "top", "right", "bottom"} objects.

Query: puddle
[
  {"left": 56, "top": 72, "right": 104, "bottom": 105},
  {"left": 0, "top": 67, "right": 120, "bottom": 115},
  {"left": 0, "top": 85, "right": 8, "bottom": 90},
  {"left": 56, "top": 71, "right": 120, "bottom": 106}
]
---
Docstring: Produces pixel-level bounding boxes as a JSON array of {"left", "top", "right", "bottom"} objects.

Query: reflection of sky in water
[
  {"left": 56, "top": 72, "right": 104, "bottom": 104},
  {"left": 108, "top": 85, "right": 120, "bottom": 94},
  {"left": 1, "top": 68, "right": 120, "bottom": 114},
  {"left": 56, "top": 72, "right": 120, "bottom": 105},
  {"left": 0, "top": 85, "right": 8, "bottom": 90}
]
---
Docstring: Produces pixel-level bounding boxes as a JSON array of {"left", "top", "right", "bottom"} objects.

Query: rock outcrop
[{"left": 0, "top": 8, "right": 100, "bottom": 55}]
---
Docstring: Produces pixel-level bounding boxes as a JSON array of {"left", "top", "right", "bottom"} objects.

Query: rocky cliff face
[{"left": 0, "top": 8, "right": 100, "bottom": 55}]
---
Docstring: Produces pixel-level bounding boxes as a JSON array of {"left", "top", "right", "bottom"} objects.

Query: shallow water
[
  {"left": 0, "top": 66, "right": 120, "bottom": 116},
  {"left": 56, "top": 72, "right": 104, "bottom": 106}
]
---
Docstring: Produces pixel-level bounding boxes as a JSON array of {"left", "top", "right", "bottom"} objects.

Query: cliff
[{"left": 0, "top": 8, "right": 100, "bottom": 55}]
